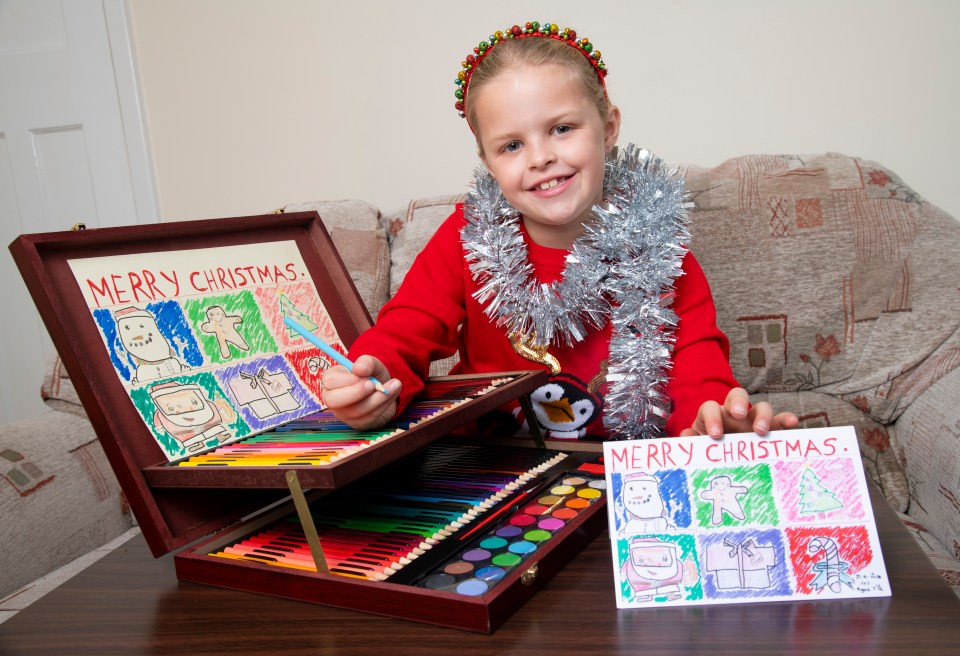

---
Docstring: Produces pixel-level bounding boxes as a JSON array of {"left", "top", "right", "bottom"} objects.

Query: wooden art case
[{"left": 10, "top": 212, "right": 608, "bottom": 633}]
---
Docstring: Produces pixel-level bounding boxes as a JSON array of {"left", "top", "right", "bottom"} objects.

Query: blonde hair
[{"left": 465, "top": 36, "right": 611, "bottom": 136}]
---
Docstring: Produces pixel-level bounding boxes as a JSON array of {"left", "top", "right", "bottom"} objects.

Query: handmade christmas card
[
  {"left": 67, "top": 240, "right": 336, "bottom": 461},
  {"left": 603, "top": 426, "right": 891, "bottom": 608}
]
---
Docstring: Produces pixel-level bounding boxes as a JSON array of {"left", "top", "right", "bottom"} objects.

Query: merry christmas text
[
  {"left": 83, "top": 263, "right": 304, "bottom": 308},
  {"left": 606, "top": 434, "right": 842, "bottom": 472}
]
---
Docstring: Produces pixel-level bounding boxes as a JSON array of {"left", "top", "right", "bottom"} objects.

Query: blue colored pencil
[{"left": 283, "top": 316, "right": 388, "bottom": 394}]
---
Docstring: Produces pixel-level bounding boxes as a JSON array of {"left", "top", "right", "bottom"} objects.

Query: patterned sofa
[{"left": 2, "top": 152, "right": 957, "bottom": 604}]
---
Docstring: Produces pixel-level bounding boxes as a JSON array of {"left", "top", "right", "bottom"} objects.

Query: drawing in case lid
[
  {"left": 602, "top": 426, "right": 891, "bottom": 607},
  {"left": 67, "top": 239, "right": 335, "bottom": 461}
]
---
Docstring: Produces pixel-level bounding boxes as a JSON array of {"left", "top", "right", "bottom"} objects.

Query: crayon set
[{"left": 176, "top": 376, "right": 513, "bottom": 467}]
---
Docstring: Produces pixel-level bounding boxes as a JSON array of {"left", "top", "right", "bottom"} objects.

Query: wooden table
[{"left": 2, "top": 485, "right": 959, "bottom": 655}]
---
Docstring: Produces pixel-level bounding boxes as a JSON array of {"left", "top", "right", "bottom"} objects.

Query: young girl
[{"left": 323, "top": 21, "right": 797, "bottom": 441}]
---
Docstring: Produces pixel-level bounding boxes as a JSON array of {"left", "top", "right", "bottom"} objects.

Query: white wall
[{"left": 128, "top": 0, "right": 960, "bottom": 222}]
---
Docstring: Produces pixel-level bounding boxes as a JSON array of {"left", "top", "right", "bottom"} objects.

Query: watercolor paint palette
[
  {"left": 11, "top": 212, "right": 601, "bottom": 633},
  {"left": 603, "top": 426, "right": 891, "bottom": 608},
  {"left": 411, "top": 471, "right": 606, "bottom": 596}
]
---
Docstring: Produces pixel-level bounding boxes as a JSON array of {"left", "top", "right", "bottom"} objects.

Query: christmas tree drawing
[
  {"left": 798, "top": 468, "right": 843, "bottom": 514},
  {"left": 279, "top": 290, "right": 318, "bottom": 338}
]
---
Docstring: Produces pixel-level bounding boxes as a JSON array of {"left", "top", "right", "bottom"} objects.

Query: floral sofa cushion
[{"left": 682, "top": 153, "right": 959, "bottom": 426}]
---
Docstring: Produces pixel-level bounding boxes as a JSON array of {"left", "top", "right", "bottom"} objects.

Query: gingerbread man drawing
[
  {"left": 700, "top": 475, "right": 748, "bottom": 525},
  {"left": 201, "top": 305, "right": 250, "bottom": 359}
]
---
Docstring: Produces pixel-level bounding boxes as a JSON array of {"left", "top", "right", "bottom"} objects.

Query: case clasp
[{"left": 520, "top": 563, "right": 539, "bottom": 586}]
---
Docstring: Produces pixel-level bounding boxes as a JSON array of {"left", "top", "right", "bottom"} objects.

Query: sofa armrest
[
  {"left": 0, "top": 410, "right": 134, "bottom": 599},
  {"left": 893, "top": 365, "right": 960, "bottom": 559}
]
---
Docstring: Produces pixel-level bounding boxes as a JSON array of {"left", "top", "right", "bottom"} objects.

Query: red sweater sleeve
[
  {"left": 664, "top": 252, "right": 739, "bottom": 436},
  {"left": 347, "top": 213, "right": 467, "bottom": 411}
]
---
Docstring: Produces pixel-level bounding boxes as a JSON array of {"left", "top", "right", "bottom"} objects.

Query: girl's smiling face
[{"left": 472, "top": 63, "right": 620, "bottom": 249}]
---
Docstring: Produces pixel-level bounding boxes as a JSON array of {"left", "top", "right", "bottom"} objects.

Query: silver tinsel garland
[{"left": 461, "top": 145, "right": 691, "bottom": 439}]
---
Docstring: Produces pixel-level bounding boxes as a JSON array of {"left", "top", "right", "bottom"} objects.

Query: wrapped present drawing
[
  {"left": 705, "top": 538, "right": 776, "bottom": 590},
  {"left": 229, "top": 367, "right": 300, "bottom": 419}
]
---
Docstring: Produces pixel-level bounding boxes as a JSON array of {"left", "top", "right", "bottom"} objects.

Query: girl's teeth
[{"left": 538, "top": 178, "right": 564, "bottom": 190}]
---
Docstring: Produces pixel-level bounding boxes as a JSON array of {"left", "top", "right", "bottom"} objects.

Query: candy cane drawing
[{"left": 807, "top": 536, "right": 853, "bottom": 593}]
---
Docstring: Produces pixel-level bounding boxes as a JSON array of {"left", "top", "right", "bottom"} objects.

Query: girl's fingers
[
  {"left": 724, "top": 387, "right": 750, "bottom": 419},
  {"left": 697, "top": 400, "right": 724, "bottom": 440},
  {"left": 746, "top": 401, "right": 772, "bottom": 435}
]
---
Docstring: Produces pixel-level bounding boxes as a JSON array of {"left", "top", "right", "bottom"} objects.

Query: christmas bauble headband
[{"left": 454, "top": 21, "right": 608, "bottom": 120}]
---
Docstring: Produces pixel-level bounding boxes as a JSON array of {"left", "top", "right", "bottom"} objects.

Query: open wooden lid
[{"left": 10, "top": 212, "right": 547, "bottom": 558}]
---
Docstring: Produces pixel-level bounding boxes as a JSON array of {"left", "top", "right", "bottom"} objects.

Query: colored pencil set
[
  {"left": 176, "top": 376, "right": 514, "bottom": 467},
  {"left": 209, "top": 442, "right": 571, "bottom": 581}
]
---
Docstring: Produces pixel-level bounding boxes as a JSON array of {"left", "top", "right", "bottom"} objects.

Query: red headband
[{"left": 454, "top": 21, "right": 608, "bottom": 120}]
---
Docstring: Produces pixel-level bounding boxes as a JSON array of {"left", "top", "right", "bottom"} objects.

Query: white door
[{"left": 0, "top": 0, "right": 156, "bottom": 423}]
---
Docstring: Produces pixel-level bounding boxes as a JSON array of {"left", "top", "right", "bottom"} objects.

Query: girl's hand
[
  {"left": 679, "top": 387, "right": 798, "bottom": 440},
  {"left": 320, "top": 355, "right": 401, "bottom": 430}
]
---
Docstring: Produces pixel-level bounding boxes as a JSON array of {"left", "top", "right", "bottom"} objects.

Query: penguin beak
[{"left": 540, "top": 398, "right": 575, "bottom": 422}]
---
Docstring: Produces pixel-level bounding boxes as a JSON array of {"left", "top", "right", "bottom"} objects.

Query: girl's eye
[
  {"left": 503, "top": 141, "right": 521, "bottom": 153},
  {"left": 554, "top": 125, "right": 571, "bottom": 135}
]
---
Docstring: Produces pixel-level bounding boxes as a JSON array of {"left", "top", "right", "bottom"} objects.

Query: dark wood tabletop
[{"left": 2, "top": 484, "right": 959, "bottom": 656}]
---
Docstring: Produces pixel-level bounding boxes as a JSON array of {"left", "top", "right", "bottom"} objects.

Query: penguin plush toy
[{"left": 527, "top": 373, "right": 602, "bottom": 439}]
